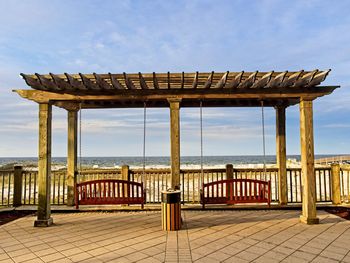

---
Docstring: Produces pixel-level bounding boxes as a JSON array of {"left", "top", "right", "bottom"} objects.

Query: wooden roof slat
[
  {"left": 294, "top": 69, "right": 318, "bottom": 88},
  {"left": 267, "top": 71, "right": 288, "bottom": 88},
  {"left": 181, "top": 72, "right": 184, "bottom": 89},
  {"left": 65, "top": 73, "right": 87, "bottom": 90},
  {"left": 79, "top": 73, "right": 100, "bottom": 90},
  {"left": 306, "top": 69, "right": 331, "bottom": 87},
  {"left": 237, "top": 71, "right": 257, "bottom": 89},
  {"left": 139, "top": 72, "right": 149, "bottom": 89},
  {"left": 109, "top": 73, "right": 125, "bottom": 89},
  {"left": 251, "top": 71, "right": 274, "bottom": 89},
  {"left": 94, "top": 73, "right": 113, "bottom": 90},
  {"left": 123, "top": 72, "right": 137, "bottom": 89},
  {"left": 35, "top": 73, "right": 60, "bottom": 91},
  {"left": 153, "top": 72, "right": 159, "bottom": 89},
  {"left": 202, "top": 71, "right": 214, "bottom": 89},
  {"left": 50, "top": 73, "right": 72, "bottom": 90},
  {"left": 191, "top": 71, "right": 199, "bottom": 89},
  {"left": 280, "top": 71, "right": 304, "bottom": 88},
  {"left": 226, "top": 71, "right": 244, "bottom": 89},
  {"left": 20, "top": 73, "right": 45, "bottom": 90},
  {"left": 167, "top": 72, "right": 171, "bottom": 89},
  {"left": 214, "top": 71, "right": 229, "bottom": 89}
]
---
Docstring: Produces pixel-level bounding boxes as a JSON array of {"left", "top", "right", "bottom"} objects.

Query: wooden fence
[{"left": 1, "top": 165, "right": 349, "bottom": 207}]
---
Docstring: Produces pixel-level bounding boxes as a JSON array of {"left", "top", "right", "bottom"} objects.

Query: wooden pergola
[{"left": 14, "top": 70, "right": 339, "bottom": 227}]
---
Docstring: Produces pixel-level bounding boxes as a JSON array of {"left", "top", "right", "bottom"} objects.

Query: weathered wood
[
  {"left": 14, "top": 86, "right": 338, "bottom": 106},
  {"left": 13, "top": 166, "right": 23, "bottom": 207},
  {"left": 153, "top": 72, "right": 160, "bottom": 89},
  {"left": 331, "top": 163, "right": 341, "bottom": 205},
  {"left": 251, "top": 71, "right": 273, "bottom": 89},
  {"left": 214, "top": 71, "right": 229, "bottom": 89},
  {"left": 238, "top": 71, "right": 257, "bottom": 89},
  {"left": 65, "top": 73, "right": 86, "bottom": 90},
  {"left": 94, "top": 73, "right": 113, "bottom": 90},
  {"left": 122, "top": 165, "right": 130, "bottom": 205},
  {"left": 139, "top": 72, "right": 149, "bottom": 89},
  {"left": 281, "top": 71, "right": 303, "bottom": 88},
  {"left": 109, "top": 73, "right": 125, "bottom": 89},
  {"left": 123, "top": 72, "right": 137, "bottom": 89},
  {"left": 267, "top": 71, "right": 287, "bottom": 88},
  {"left": 299, "top": 99, "right": 319, "bottom": 224},
  {"left": 20, "top": 73, "right": 45, "bottom": 90},
  {"left": 307, "top": 69, "right": 331, "bottom": 87},
  {"left": 50, "top": 73, "right": 72, "bottom": 90},
  {"left": 79, "top": 73, "right": 99, "bottom": 90},
  {"left": 226, "top": 164, "right": 234, "bottom": 180},
  {"left": 36, "top": 74, "right": 60, "bottom": 91},
  {"left": 226, "top": 71, "right": 244, "bottom": 89},
  {"left": 294, "top": 70, "right": 318, "bottom": 88},
  {"left": 34, "top": 103, "right": 53, "bottom": 227},
  {"left": 191, "top": 71, "right": 199, "bottom": 89},
  {"left": 168, "top": 98, "right": 181, "bottom": 189},
  {"left": 276, "top": 106, "right": 287, "bottom": 205},
  {"left": 66, "top": 110, "right": 78, "bottom": 206},
  {"left": 203, "top": 71, "right": 214, "bottom": 89}
]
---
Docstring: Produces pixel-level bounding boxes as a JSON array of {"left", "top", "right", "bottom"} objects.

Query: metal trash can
[{"left": 161, "top": 190, "right": 181, "bottom": 231}]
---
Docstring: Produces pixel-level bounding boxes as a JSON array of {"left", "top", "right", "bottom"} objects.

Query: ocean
[{"left": 0, "top": 155, "right": 338, "bottom": 170}]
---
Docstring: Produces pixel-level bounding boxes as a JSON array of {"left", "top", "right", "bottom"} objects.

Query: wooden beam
[
  {"left": 237, "top": 71, "right": 257, "bottom": 89},
  {"left": 14, "top": 86, "right": 339, "bottom": 104},
  {"left": 123, "top": 72, "right": 137, "bottom": 89},
  {"left": 251, "top": 71, "right": 274, "bottom": 89},
  {"left": 109, "top": 73, "right": 125, "bottom": 89},
  {"left": 226, "top": 71, "right": 244, "bottom": 89},
  {"left": 94, "top": 73, "right": 113, "bottom": 90},
  {"left": 167, "top": 71, "right": 171, "bottom": 89},
  {"left": 299, "top": 99, "right": 319, "bottom": 224},
  {"left": 181, "top": 72, "right": 185, "bottom": 89},
  {"left": 34, "top": 103, "right": 53, "bottom": 227},
  {"left": 153, "top": 72, "right": 160, "bottom": 89},
  {"left": 66, "top": 110, "right": 78, "bottom": 206},
  {"left": 214, "top": 71, "right": 229, "bottom": 89},
  {"left": 65, "top": 73, "right": 87, "bottom": 90},
  {"left": 294, "top": 70, "right": 318, "bottom": 88},
  {"left": 276, "top": 106, "right": 287, "bottom": 205},
  {"left": 203, "top": 71, "right": 214, "bottom": 89},
  {"left": 20, "top": 73, "right": 45, "bottom": 90},
  {"left": 267, "top": 71, "right": 288, "bottom": 88},
  {"left": 79, "top": 73, "right": 100, "bottom": 90},
  {"left": 168, "top": 98, "right": 181, "bottom": 190},
  {"left": 36, "top": 74, "right": 61, "bottom": 91},
  {"left": 281, "top": 71, "right": 303, "bottom": 88},
  {"left": 50, "top": 73, "right": 72, "bottom": 90},
  {"left": 306, "top": 70, "right": 331, "bottom": 87},
  {"left": 139, "top": 72, "right": 149, "bottom": 89},
  {"left": 191, "top": 71, "right": 199, "bottom": 89}
]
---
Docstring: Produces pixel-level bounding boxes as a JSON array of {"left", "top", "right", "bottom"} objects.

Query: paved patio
[{"left": 1, "top": 210, "right": 350, "bottom": 263}]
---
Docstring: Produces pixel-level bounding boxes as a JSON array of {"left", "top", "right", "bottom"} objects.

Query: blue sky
[{"left": 0, "top": 0, "right": 349, "bottom": 157}]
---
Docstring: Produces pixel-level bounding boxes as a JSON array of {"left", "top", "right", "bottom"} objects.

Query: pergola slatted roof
[{"left": 15, "top": 70, "right": 338, "bottom": 109}]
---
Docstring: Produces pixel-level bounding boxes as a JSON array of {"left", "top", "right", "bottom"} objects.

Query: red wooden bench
[
  {"left": 200, "top": 179, "right": 271, "bottom": 209},
  {"left": 75, "top": 179, "right": 146, "bottom": 209}
]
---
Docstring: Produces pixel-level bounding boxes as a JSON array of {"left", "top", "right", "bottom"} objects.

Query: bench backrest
[
  {"left": 75, "top": 179, "right": 144, "bottom": 206},
  {"left": 202, "top": 179, "right": 271, "bottom": 202}
]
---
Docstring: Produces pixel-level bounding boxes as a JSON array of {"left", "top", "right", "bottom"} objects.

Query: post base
[
  {"left": 300, "top": 215, "right": 319, "bottom": 225},
  {"left": 34, "top": 217, "right": 53, "bottom": 227}
]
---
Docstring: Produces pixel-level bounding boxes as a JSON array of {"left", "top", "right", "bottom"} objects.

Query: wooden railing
[{"left": 0, "top": 165, "right": 348, "bottom": 207}]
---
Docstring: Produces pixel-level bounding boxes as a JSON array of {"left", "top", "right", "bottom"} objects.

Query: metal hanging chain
[
  {"left": 79, "top": 102, "right": 82, "bottom": 174},
  {"left": 261, "top": 100, "right": 267, "bottom": 181},
  {"left": 200, "top": 100, "right": 204, "bottom": 187},
  {"left": 142, "top": 102, "right": 146, "bottom": 187}
]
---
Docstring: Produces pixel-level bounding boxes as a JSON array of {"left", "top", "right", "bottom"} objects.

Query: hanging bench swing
[
  {"left": 75, "top": 103, "right": 147, "bottom": 209},
  {"left": 200, "top": 101, "right": 271, "bottom": 209}
]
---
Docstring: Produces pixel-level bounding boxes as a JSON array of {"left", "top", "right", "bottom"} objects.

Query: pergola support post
[
  {"left": 34, "top": 103, "right": 53, "bottom": 227},
  {"left": 299, "top": 99, "right": 319, "bottom": 224},
  {"left": 168, "top": 98, "right": 181, "bottom": 190},
  {"left": 66, "top": 110, "right": 78, "bottom": 206},
  {"left": 276, "top": 106, "right": 287, "bottom": 205}
]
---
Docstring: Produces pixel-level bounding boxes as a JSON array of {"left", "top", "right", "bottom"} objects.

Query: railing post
[
  {"left": 122, "top": 165, "right": 130, "bottom": 205},
  {"left": 13, "top": 166, "right": 23, "bottom": 207},
  {"left": 226, "top": 164, "right": 233, "bottom": 180},
  {"left": 331, "top": 163, "right": 341, "bottom": 205}
]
